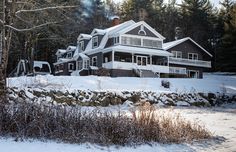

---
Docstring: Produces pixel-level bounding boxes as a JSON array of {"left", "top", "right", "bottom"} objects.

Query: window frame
[
  {"left": 91, "top": 56, "right": 98, "bottom": 66},
  {"left": 171, "top": 51, "right": 182, "bottom": 58},
  {"left": 188, "top": 53, "right": 198, "bottom": 60},
  {"left": 92, "top": 36, "right": 99, "bottom": 48},
  {"left": 79, "top": 41, "right": 84, "bottom": 51},
  {"left": 68, "top": 63, "right": 74, "bottom": 72}
]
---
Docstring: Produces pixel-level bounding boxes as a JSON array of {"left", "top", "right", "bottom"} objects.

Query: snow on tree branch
[
  {"left": 15, "top": 5, "right": 78, "bottom": 15},
  {"left": 5, "top": 21, "right": 60, "bottom": 32}
]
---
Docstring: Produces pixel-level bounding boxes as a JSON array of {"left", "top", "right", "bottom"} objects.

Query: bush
[{"left": 0, "top": 102, "right": 211, "bottom": 145}]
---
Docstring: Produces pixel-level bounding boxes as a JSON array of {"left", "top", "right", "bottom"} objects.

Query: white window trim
[
  {"left": 92, "top": 36, "right": 99, "bottom": 48},
  {"left": 79, "top": 41, "right": 84, "bottom": 51},
  {"left": 187, "top": 70, "right": 199, "bottom": 78},
  {"left": 188, "top": 53, "right": 198, "bottom": 60},
  {"left": 121, "top": 34, "right": 162, "bottom": 49},
  {"left": 171, "top": 51, "right": 182, "bottom": 58},
  {"left": 68, "top": 63, "right": 74, "bottom": 72},
  {"left": 92, "top": 56, "right": 98, "bottom": 66},
  {"left": 113, "top": 36, "right": 119, "bottom": 45}
]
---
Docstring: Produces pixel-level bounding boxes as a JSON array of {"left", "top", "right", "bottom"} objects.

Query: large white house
[{"left": 53, "top": 19, "right": 212, "bottom": 78}]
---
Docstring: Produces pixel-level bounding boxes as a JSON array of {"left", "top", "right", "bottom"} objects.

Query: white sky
[{"left": 113, "top": 0, "right": 227, "bottom": 8}]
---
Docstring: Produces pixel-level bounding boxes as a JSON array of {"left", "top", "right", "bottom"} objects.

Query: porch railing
[
  {"left": 169, "top": 67, "right": 187, "bottom": 75},
  {"left": 169, "top": 57, "right": 211, "bottom": 68}
]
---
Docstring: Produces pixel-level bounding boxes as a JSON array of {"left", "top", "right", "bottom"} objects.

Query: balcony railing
[{"left": 169, "top": 57, "right": 211, "bottom": 68}]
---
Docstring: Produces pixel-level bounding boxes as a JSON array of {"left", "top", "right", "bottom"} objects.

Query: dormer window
[
  {"left": 79, "top": 41, "right": 84, "bottom": 51},
  {"left": 92, "top": 36, "right": 98, "bottom": 48},
  {"left": 113, "top": 36, "right": 119, "bottom": 44},
  {"left": 67, "top": 52, "right": 72, "bottom": 58}
]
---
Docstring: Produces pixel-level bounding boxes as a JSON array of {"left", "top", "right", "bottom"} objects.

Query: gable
[
  {"left": 125, "top": 25, "right": 157, "bottom": 38},
  {"left": 118, "top": 21, "right": 165, "bottom": 40}
]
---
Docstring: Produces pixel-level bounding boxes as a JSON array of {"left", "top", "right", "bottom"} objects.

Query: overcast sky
[{"left": 113, "top": 0, "right": 229, "bottom": 8}]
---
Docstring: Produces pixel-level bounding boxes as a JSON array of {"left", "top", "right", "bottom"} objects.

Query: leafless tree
[{"left": 0, "top": 0, "right": 79, "bottom": 99}]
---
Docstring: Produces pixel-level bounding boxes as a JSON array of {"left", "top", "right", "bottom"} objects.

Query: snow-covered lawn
[
  {"left": 1, "top": 103, "right": 236, "bottom": 152},
  {"left": 7, "top": 73, "right": 236, "bottom": 94},
  {"left": 3, "top": 73, "right": 236, "bottom": 151}
]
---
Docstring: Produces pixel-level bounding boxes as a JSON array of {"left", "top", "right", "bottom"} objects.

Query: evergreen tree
[{"left": 216, "top": 1, "right": 236, "bottom": 71}]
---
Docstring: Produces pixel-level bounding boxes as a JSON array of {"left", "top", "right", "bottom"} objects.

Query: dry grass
[{"left": 0, "top": 102, "right": 211, "bottom": 145}]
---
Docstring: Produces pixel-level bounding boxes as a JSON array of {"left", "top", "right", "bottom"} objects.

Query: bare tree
[{"left": 0, "top": 0, "right": 79, "bottom": 99}]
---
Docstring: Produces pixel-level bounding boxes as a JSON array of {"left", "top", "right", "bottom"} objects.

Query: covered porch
[{"left": 102, "top": 46, "right": 172, "bottom": 74}]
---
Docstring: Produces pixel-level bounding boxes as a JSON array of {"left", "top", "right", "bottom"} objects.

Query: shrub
[{"left": 0, "top": 102, "right": 211, "bottom": 146}]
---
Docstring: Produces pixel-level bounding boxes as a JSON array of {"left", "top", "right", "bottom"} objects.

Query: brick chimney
[{"left": 111, "top": 16, "right": 120, "bottom": 26}]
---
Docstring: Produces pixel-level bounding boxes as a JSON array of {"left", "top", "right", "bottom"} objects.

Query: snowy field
[
  {"left": 7, "top": 73, "right": 236, "bottom": 94},
  {"left": 3, "top": 73, "right": 236, "bottom": 151},
  {"left": 1, "top": 103, "right": 236, "bottom": 152}
]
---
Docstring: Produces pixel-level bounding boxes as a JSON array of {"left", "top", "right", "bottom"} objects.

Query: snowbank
[{"left": 7, "top": 73, "right": 236, "bottom": 94}]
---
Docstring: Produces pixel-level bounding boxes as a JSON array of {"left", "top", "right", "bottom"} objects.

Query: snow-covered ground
[
  {"left": 1, "top": 103, "right": 236, "bottom": 152},
  {"left": 3, "top": 73, "right": 236, "bottom": 151},
  {"left": 7, "top": 73, "right": 236, "bottom": 94}
]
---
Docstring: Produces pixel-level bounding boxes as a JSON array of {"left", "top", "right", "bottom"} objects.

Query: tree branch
[
  {"left": 15, "top": 5, "right": 78, "bottom": 15},
  {"left": 5, "top": 21, "right": 60, "bottom": 32}
]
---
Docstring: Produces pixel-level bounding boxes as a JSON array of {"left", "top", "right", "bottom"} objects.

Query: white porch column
[
  {"left": 112, "top": 50, "right": 115, "bottom": 62},
  {"left": 132, "top": 53, "right": 134, "bottom": 63},
  {"left": 150, "top": 55, "right": 152, "bottom": 65}
]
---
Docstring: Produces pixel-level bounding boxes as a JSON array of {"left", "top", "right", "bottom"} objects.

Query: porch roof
[{"left": 103, "top": 45, "right": 173, "bottom": 56}]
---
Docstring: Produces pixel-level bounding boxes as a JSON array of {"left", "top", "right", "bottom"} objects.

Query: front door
[{"left": 137, "top": 56, "right": 147, "bottom": 66}]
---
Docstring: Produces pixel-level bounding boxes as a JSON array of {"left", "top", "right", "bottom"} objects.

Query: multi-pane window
[
  {"left": 171, "top": 51, "right": 182, "bottom": 58},
  {"left": 121, "top": 36, "right": 141, "bottom": 46},
  {"left": 143, "top": 39, "right": 162, "bottom": 48},
  {"left": 113, "top": 37, "right": 119, "bottom": 44},
  {"left": 92, "top": 56, "right": 97, "bottom": 66},
  {"left": 84, "top": 60, "right": 89, "bottom": 69},
  {"left": 79, "top": 41, "right": 84, "bottom": 51},
  {"left": 92, "top": 36, "right": 98, "bottom": 48},
  {"left": 67, "top": 52, "right": 72, "bottom": 58},
  {"left": 188, "top": 53, "right": 198, "bottom": 60}
]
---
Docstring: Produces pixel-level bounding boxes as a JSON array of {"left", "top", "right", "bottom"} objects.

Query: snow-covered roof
[
  {"left": 78, "top": 34, "right": 92, "bottom": 40},
  {"left": 91, "top": 29, "right": 106, "bottom": 35},
  {"left": 53, "top": 58, "right": 73, "bottom": 65},
  {"left": 84, "top": 20, "right": 135, "bottom": 53},
  {"left": 67, "top": 46, "right": 77, "bottom": 52},
  {"left": 56, "top": 49, "right": 66, "bottom": 56},
  {"left": 103, "top": 45, "right": 173, "bottom": 57},
  {"left": 163, "top": 37, "right": 213, "bottom": 57}
]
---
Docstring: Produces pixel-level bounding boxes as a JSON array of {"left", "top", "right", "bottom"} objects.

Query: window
[
  {"left": 143, "top": 39, "right": 162, "bottom": 48},
  {"left": 84, "top": 60, "right": 89, "bottom": 69},
  {"left": 113, "top": 36, "right": 119, "bottom": 44},
  {"left": 188, "top": 53, "right": 198, "bottom": 60},
  {"left": 68, "top": 63, "right": 74, "bottom": 71},
  {"left": 78, "top": 61, "right": 83, "bottom": 70},
  {"left": 92, "top": 36, "right": 98, "bottom": 48},
  {"left": 121, "top": 36, "right": 141, "bottom": 46},
  {"left": 171, "top": 51, "right": 182, "bottom": 58},
  {"left": 79, "top": 41, "right": 84, "bottom": 51},
  {"left": 67, "top": 52, "right": 72, "bottom": 58},
  {"left": 92, "top": 56, "right": 97, "bottom": 66}
]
